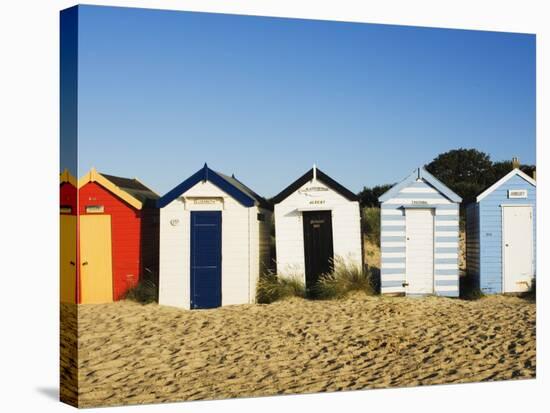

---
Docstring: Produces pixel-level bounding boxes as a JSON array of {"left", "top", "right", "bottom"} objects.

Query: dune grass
[
  {"left": 314, "top": 257, "right": 376, "bottom": 299},
  {"left": 256, "top": 270, "right": 306, "bottom": 304},
  {"left": 125, "top": 279, "right": 158, "bottom": 304}
]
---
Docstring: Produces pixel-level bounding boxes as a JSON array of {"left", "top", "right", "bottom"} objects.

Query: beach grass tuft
[
  {"left": 256, "top": 270, "right": 306, "bottom": 304},
  {"left": 125, "top": 279, "right": 158, "bottom": 304},
  {"left": 315, "top": 257, "right": 375, "bottom": 299}
]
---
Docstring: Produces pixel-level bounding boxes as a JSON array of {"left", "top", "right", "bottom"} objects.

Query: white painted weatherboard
[
  {"left": 158, "top": 180, "right": 271, "bottom": 309},
  {"left": 274, "top": 177, "right": 362, "bottom": 283}
]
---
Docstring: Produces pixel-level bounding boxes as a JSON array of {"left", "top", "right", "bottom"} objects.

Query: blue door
[{"left": 190, "top": 211, "right": 222, "bottom": 309}]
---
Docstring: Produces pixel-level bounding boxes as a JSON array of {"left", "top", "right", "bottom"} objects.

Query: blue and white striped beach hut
[
  {"left": 378, "top": 167, "right": 462, "bottom": 296},
  {"left": 466, "top": 168, "right": 536, "bottom": 294}
]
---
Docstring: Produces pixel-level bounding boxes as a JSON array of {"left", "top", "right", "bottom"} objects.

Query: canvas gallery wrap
[{"left": 59, "top": 4, "right": 536, "bottom": 408}]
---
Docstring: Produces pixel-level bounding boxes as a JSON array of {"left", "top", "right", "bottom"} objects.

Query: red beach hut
[{"left": 77, "top": 168, "right": 159, "bottom": 303}]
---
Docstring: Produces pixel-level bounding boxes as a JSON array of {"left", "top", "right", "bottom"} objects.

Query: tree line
[{"left": 358, "top": 148, "right": 536, "bottom": 207}]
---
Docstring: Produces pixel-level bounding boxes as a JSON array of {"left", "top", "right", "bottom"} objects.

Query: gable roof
[
  {"left": 271, "top": 166, "right": 358, "bottom": 204},
  {"left": 157, "top": 164, "right": 272, "bottom": 210},
  {"left": 101, "top": 173, "right": 159, "bottom": 206},
  {"left": 378, "top": 166, "right": 462, "bottom": 203},
  {"left": 79, "top": 168, "right": 158, "bottom": 210},
  {"left": 476, "top": 168, "right": 536, "bottom": 202},
  {"left": 60, "top": 168, "right": 77, "bottom": 186}
]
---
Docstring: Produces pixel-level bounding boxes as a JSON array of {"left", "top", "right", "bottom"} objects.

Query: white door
[
  {"left": 503, "top": 206, "right": 534, "bottom": 293},
  {"left": 405, "top": 209, "right": 434, "bottom": 294}
]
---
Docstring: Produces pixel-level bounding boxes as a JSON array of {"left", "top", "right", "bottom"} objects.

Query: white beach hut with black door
[
  {"left": 157, "top": 164, "right": 273, "bottom": 309},
  {"left": 466, "top": 167, "right": 536, "bottom": 294},
  {"left": 378, "top": 167, "right": 462, "bottom": 296},
  {"left": 272, "top": 166, "right": 362, "bottom": 291}
]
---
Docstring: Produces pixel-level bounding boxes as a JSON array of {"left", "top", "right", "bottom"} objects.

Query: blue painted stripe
[
  {"left": 435, "top": 225, "right": 459, "bottom": 231},
  {"left": 381, "top": 236, "right": 406, "bottom": 243},
  {"left": 381, "top": 203, "right": 458, "bottom": 210},
  {"left": 379, "top": 168, "right": 462, "bottom": 203},
  {"left": 381, "top": 225, "right": 405, "bottom": 231},
  {"left": 435, "top": 215, "right": 459, "bottom": 221},
  {"left": 381, "top": 215, "right": 405, "bottom": 221},
  {"left": 392, "top": 193, "right": 449, "bottom": 200},
  {"left": 382, "top": 268, "right": 405, "bottom": 275},
  {"left": 435, "top": 269, "right": 459, "bottom": 276},
  {"left": 382, "top": 281, "right": 405, "bottom": 288},
  {"left": 381, "top": 257, "right": 406, "bottom": 264},
  {"left": 378, "top": 171, "right": 419, "bottom": 202},
  {"left": 435, "top": 236, "right": 459, "bottom": 243},
  {"left": 406, "top": 181, "right": 436, "bottom": 189},
  {"left": 382, "top": 247, "right": 406, "bottom": 253},
  {"left": 435, "top": 279, "right": 458, "bottom": 286},
  {"left": 435, "top": 247, "right": 458, "bottom": 254},
  {"left": 434, "top": 258, "right": 458, "bottom": 265},
  {"left": 419, "top": 168, "right": 462, "bottom": 203},
  {"left": 434, "top": 204, "right": 460, "bottom": 210}
]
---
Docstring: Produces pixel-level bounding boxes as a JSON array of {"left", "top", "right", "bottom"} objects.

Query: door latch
[
  {"left": 402, "top": 282, "right": 409, "bottom": 287},
  {"left": 82, "top": 261, "right": 89, "bottom": 266}
]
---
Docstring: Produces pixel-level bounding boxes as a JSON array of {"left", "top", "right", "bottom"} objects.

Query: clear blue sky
[{"left": 75, "top": 5, "right": 536, "bottom": 197}]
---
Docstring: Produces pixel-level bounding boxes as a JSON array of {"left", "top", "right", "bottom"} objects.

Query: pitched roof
[
  {"left": 271, "top": 166, "right": 358, "bottom": 204},
  {"left": 476, "top": 168, "right": 536, "bottom": 202},
  {"left": 157, "top": 164, "right": 272, "bottom": 210},
  {"left": 79, "top": 168, "right": 158, "bottom": 210},
  {"left": 378, "top": 166, "right": 462, "bottom": 203},
  {"left": 60, "top": 168, "right": 77, "bottom": 186},
  {"left": 214, "top": 171, "right": 272, "bottom": 210},
  {"left": 101, "top": 173, "right": 159, "bottom": 206}
]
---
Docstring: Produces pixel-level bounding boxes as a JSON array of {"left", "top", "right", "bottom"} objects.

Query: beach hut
[
  {"left": 78, "top": 168, "right": 159, "bottom": 304},
  {"left": 272, "top": 166, "right": 362, "bottom": 291},
  {"left": 466, "top": 167, "right": 536, "bottom": 294},
  {"left": 378, "top": 167, "right": 462, "bottom": 296},
  {"left": 157, "top": 164, "right": 273, "bottom": 309},
  {"left": 60, "top": 169, "right": 77, "bottom": 303}
]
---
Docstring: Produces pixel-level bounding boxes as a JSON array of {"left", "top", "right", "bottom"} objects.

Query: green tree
[
  {"left": 425, "top": 148, "right": 493, "bottom": 203},
  {"left": 491, "top": 160, "right": 515, "bottom": 182},
  {"left": 358, "top": 183, "right": 394, "bottom": 207},
  {"left": 492, "top": 160, "right": 536, "bottom": 182},
  {"left": 521, "top": 164, "right": 536, "bottom": 179}
]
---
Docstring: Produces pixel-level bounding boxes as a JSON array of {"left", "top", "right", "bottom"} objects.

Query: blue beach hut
[{"left": 466, "top": 168, "right": 536, "bottom": 294}]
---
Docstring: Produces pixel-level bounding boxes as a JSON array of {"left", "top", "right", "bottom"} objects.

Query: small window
[
  {"left": 60, "top": 206, "right": 72, "bottom": 214},
  {"left": 257, "top": 213, "right": 266, "bottom": 222},
  {"left": 86, "top": 205, "right": 104, "bottom": 214}
]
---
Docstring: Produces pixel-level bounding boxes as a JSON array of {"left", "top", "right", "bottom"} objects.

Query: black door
[{"left": 303, "top": 210, "right": 334, "bottom": 290}]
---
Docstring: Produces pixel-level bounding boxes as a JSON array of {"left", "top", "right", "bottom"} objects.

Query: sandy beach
[{"left": 61, "top": 294, "right": 535, "bottom": 407}]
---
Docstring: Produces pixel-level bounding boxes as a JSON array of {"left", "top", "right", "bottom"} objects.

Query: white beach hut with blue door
[
  {"left": 379, "top": 167, "right": 462, "bottom": 296},
  {"left": 466, "top": 166, "right": 536, "bottom": 294},
  {"left": 272, "top": 166, "right": 363, "bottom": 292},
  {"left": 157, "top": 164, "right": 273, "bottom": 309}
]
